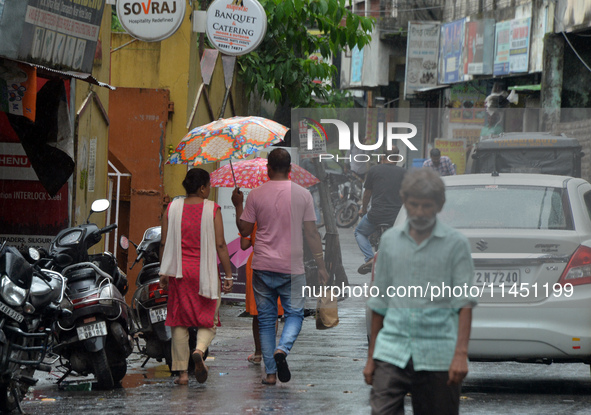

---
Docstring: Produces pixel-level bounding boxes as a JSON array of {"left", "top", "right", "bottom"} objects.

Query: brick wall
[{"left": 553, "top": 120, "right": 591, "bottom": 182}]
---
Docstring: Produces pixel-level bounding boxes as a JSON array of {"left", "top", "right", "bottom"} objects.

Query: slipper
[
  {"left": 261, "top": 379, "right": 276, "bottom": 385},
  {"left": 173, "top": 377, "right": 188, "bottom": 385},
  {"left": 192, "top": 352, "right": 208, "bottom": 384},
  {"left": 274, "top": 352, "right": 291, "bottom": 383},
  {"left": 247, "top": 353, "right": 262, "bottom": 365}
]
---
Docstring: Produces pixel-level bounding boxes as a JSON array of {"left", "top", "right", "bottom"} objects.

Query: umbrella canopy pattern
[
  {"left": 211, "top": 157, "right": 320, "bottom": 189},
  {"left": 167, "top": 116, "right": 288, "bottom": 165}
]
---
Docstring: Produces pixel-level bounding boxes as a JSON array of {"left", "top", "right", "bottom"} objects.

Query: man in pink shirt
[{"left": 232, "top": 148, "right": 329, "bottom": 385}]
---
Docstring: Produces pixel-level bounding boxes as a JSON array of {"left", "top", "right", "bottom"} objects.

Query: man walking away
[
  {"left": 232, "top": 148, "right": 329, "bottom": 385},
  {"left": 423, "top": 148, "right": 456, "bottom": 176},
  {"left": 356, "top": 147, "right": 406, "bottom": 274},
  {"left": 363, "top": 168, "right": 476, "bottom": 415}
]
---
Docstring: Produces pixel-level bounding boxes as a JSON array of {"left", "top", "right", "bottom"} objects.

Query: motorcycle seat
[
  {"left": 65, "top": 267, "right": 97, "bottom": 283},
  {"left": 30, "top": 275, "right": 62, "bottom": 309}
]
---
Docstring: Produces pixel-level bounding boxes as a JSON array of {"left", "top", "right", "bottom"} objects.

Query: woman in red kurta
[{"left": 160, "top": 168, "right": 233, "bottom": 386}]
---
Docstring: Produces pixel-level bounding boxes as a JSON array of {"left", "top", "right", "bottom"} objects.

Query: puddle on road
[{"left": 121, "top": 363, "right": 173, "bottom": 388}]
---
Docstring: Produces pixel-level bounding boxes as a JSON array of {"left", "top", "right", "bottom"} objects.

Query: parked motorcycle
[
  {"left": 335, "top": 170, "right": 363, "bottom": 228},
  {"left": 46, "top": 199, "right": 133, "bottom": 389},
  {"left": 121, "top": 226, "right": 172, "bottom": 369},
  {"left": 0, "top": 243, "right": 68, "bottom": 412}
]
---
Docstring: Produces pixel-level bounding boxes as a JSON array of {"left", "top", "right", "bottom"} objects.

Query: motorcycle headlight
[
  {"left": 1, "top": 275, "right": 28, "bottom": 307},
  {"left": 144, "top": 227, "right": 161, "bottom": 241}
]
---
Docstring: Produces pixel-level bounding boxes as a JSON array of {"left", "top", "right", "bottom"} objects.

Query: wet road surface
[{"left": 19, "top": 227, "right": 591, "bottom": 414}]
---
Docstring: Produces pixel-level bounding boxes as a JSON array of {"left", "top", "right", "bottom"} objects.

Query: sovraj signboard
[{"left": 117, "top": 0, "right": 186, "bottom": 42}]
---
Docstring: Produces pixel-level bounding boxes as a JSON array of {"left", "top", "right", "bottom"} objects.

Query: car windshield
[{"left": 439, "top": 185, "right": 574, "bottom": 230}]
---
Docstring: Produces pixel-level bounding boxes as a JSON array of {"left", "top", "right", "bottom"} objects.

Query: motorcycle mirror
[
  {"left": 28, "top": 247, "right": 41, "bottom": 261},
  {"left": 120, "top": 235, "right": 129, "bottom": 250},
  {"left": 87, "top": 199, "right": 110, "bottom": 223}
]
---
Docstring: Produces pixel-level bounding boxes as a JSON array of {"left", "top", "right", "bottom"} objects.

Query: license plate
[
  {"left": 0, "top": 302, "right": 24, "bottom": 323},
  {"left": 474, "top": 269, "right": 521, "bottom": 286},
  {"left": 149, "top": 306, "right": 167, "bottom": 324},
  {"left": 76, "top": 321, "right": 107, "bottom": 340}
]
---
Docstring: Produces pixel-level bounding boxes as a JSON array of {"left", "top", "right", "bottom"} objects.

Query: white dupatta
[{"left": 160, "top": 197, "right": 219, "bottom": 299}]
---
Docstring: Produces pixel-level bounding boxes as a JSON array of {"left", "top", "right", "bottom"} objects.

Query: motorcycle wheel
[
  {"left": 90, "top": 349, "right": 114, "bottom": 390},
  {"left": 336, "top": 203, "right": 360, "bottom": 228},
  {"left": 110, "top": 360, "right": 127, "bottom": 384},
  {"left": 164, "top": 341, "right": 172, "bottom": 371},
  {"left": 0, "top": 351, "right": 35, "bottom": 412}
]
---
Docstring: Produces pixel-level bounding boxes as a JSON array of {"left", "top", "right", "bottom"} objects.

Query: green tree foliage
[{"left": 237, "top": 0, "right": 374, "bottom": 108}]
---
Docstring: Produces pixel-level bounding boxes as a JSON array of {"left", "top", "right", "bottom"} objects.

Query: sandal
[
  {"left": 247, "top": 353, "right": 262, "bottom": 365},
  {"left": 174, "top": 372, "right": 189, "bottom": 385},
  {"left": 192, "top": 351, "right": 209, "bottom": 384},
  {"left": 274, "top": 352, "right": 291, "bottom": 383}
]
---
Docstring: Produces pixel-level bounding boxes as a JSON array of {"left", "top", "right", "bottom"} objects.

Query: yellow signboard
[{"left": 434, "top": 139, "right": 467, "bottom": 174}]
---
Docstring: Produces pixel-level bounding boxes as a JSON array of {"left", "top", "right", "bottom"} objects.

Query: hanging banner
[
  {"left": 405, "top": 21, "right": 440, "bottom": 100},
  {"left": 350, "top": 45, "right": 364, "bottom": 86},
  {"left": 0, "top": 61, "right": 37, "bottom": 122},
  {"left": 117, "top": 0, "right": 186, "bottom": 42},
  {"left": 206, "top": 0, "right": 267, "bottom": 56},
  {"left": 18, "top": 0, "right": 105, "bottom": 73},
  {"left": 438, "top": 18, "right": 465, "bottom": 84},
  {"left": 510, "top": 17, "right": 531, "bottom": 73},
  {"left": 463, "top": 19, "right": 494, "bottom": 75},
  {"left": 493, "top": 20, "right": 511, "bottom": 76}
]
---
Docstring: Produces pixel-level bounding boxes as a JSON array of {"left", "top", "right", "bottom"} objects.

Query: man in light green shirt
[{"left": 364, "top": 168, "right": 476, "bottom": 415}]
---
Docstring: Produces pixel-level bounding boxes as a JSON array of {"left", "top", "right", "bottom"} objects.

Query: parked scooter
[
  {"left": 47, "top": 199, "right": 133, "bottom": 389},
  {"left": 0, "top": 243, "right": 68, "bottom": 412},
  {"left": 121, "top": 226, "right": 172, "bottom": 369}
]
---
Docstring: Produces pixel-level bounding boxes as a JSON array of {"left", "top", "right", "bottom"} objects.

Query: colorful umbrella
[
  {"left": 167, "top": 116, "right": 288, "bottom": 166},
  {"left": 210, "top": 157, "right": 320, "bottom": 189}
]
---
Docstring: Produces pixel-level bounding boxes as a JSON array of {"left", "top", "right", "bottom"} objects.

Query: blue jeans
[
  {"left": 253, "top": 270, "right": 305, "bottom": 375},
  {"left": 355, "top": 214, "right": 377, "bottom": 263}
]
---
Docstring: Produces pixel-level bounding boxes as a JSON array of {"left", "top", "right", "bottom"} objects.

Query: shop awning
[
  {"left": 17, "top": 60, "right": 115, "bottom": 90},
  {"left": 414, "top": 85, "right": 451, "bottom": 93},
  {"left": 508, "top": 84, "right": 541, "bottom": 92}
]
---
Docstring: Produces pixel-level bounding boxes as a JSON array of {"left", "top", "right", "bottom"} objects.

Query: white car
[{"left": 367, "top": 173, "right": 591, "bottom": 365}]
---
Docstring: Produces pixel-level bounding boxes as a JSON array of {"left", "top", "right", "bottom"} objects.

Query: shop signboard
[
  {"left": 438, "top": 18, "right": 465, "bottom": 84},
  {"left": 493, "top": 20, "right": 511, "bottom": 75},
  {"left": 434, "top": 138, "right": 467, "bottom": 175},
  {"left": 206, "top": 0, "right": 267, "bottom": 56},
  {"left": 463, "top": 19, "right": 494, "bottom": 76},
  {"left": 17, "top": 0, "right": 105, "bottom": 73},
  {"left": 117, "top": 0, "right": 186, "bottom": 42},
  {"left": 404, "top": 21, "right": 440, "bottom": 100},
  {"left": 0, "top": 142, "right": 69, "bottom": 250},
  {"left": 510, "top": 17, "right": 531, "bottom": 73}
]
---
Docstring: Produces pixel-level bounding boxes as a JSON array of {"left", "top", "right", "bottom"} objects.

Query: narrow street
[{"left": 20, "top": 227, "right": 591, "bottom": 414}]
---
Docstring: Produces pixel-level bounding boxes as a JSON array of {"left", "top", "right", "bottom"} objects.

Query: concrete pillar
[{"left": 540, "top": 34, "right": 564, "bottom": 132}]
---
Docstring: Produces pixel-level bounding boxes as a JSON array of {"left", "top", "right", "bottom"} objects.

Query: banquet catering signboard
[
  {"left": 117, "top": 0, "right": 186, "bottom": 42},
  {"left": 206, "top": 0, "right": 267, "bottom": 56}
]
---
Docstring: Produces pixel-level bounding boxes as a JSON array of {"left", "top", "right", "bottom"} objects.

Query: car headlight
[{"left": 1, "top": 275, "right": 28, "bottom": 307}]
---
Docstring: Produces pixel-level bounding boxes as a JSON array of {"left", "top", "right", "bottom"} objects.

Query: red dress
[{"left": 165, "top": 201, "right": 220, "bottom": 328}]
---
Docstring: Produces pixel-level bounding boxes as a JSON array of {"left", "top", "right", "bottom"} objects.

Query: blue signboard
[
  {"left": 438, "top": 18, "right": 465, "bottom": 84},
  {"left": 493, "top": 20, "right": 511, "bottom": 76}
]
